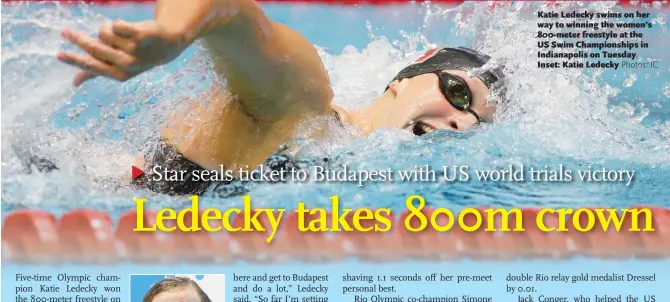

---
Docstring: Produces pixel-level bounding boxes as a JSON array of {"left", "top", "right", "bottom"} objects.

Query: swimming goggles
[{"left": 435, "top": 71, "right": 481, "bottom": 123}]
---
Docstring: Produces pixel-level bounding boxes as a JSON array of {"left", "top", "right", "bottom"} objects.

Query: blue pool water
[{"left": 1, "top": 1, "right": 669, "bottom": 219}]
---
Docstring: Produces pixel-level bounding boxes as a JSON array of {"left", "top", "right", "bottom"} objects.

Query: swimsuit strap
[{"left": 332, "top": 108, "right": 344, "bottom": 126}]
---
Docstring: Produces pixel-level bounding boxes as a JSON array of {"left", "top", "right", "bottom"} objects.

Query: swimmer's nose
[
  {"left": 443, "top": 113, "right": 478, "bottom": 131},
  {"left": 445, "top": 116, "right": 463, "bottom": 131}
]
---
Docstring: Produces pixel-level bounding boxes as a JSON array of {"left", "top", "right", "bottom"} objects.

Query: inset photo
[{"left": 130, "top": 274, "right": 226, "bottom": 302}]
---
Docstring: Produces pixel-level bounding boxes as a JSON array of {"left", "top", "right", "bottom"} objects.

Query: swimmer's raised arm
[
  {"left": 60, "top": 0, "right": 334, "bottom": 172},
  {"left": 163, "top": 0, "right": 334, "bottom": 119},
  {"left": 58, "top": 0, "right": 333, "bottom": 120}
]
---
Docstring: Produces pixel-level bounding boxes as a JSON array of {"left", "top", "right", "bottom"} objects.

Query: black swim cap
[{"left": 387, "top": 47, "right": 504, "bottom": 91}]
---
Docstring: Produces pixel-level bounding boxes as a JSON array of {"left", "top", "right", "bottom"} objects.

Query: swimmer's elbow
[
  {"left": 177, "top": 0, "right": 332, "bottom": 118},
  {"left": 155, "top": 0, "right": 266, "bottom": 44}
]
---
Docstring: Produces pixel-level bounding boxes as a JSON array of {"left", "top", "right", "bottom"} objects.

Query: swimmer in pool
[
  {"left": 142, "top": 277, "right": 212, "bottom": 302},
  {"left": 56, "top": 0, "right": 505, "bottom": 195}
]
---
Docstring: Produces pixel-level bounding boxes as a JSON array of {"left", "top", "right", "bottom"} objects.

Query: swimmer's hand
[{"left": 57, "top": 20, "right": 187, "bottom": 86}]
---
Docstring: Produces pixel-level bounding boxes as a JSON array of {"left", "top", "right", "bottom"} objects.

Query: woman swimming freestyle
[{"left": 56, "top": 0, "right": 505, "bottom": 195}]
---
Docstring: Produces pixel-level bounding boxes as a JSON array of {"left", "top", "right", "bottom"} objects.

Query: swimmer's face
[
  {"left": 151, "top": 287, "right": 202, "bottom": 302},
  {"left": 384, "top": 69, "right": 495, "bottom": 134}
]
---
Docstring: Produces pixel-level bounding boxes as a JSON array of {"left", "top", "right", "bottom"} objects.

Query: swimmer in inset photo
[
  {"left": 56, "top": 0, "right": 506, "bottom": 195},
  {"left": 142, "top": 277, "right": 212, "bottom": 302}
]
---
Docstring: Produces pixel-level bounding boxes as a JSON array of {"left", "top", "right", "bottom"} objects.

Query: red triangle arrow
[{"left": 131, "top": 166, "right": 144, "bottom": 180}]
